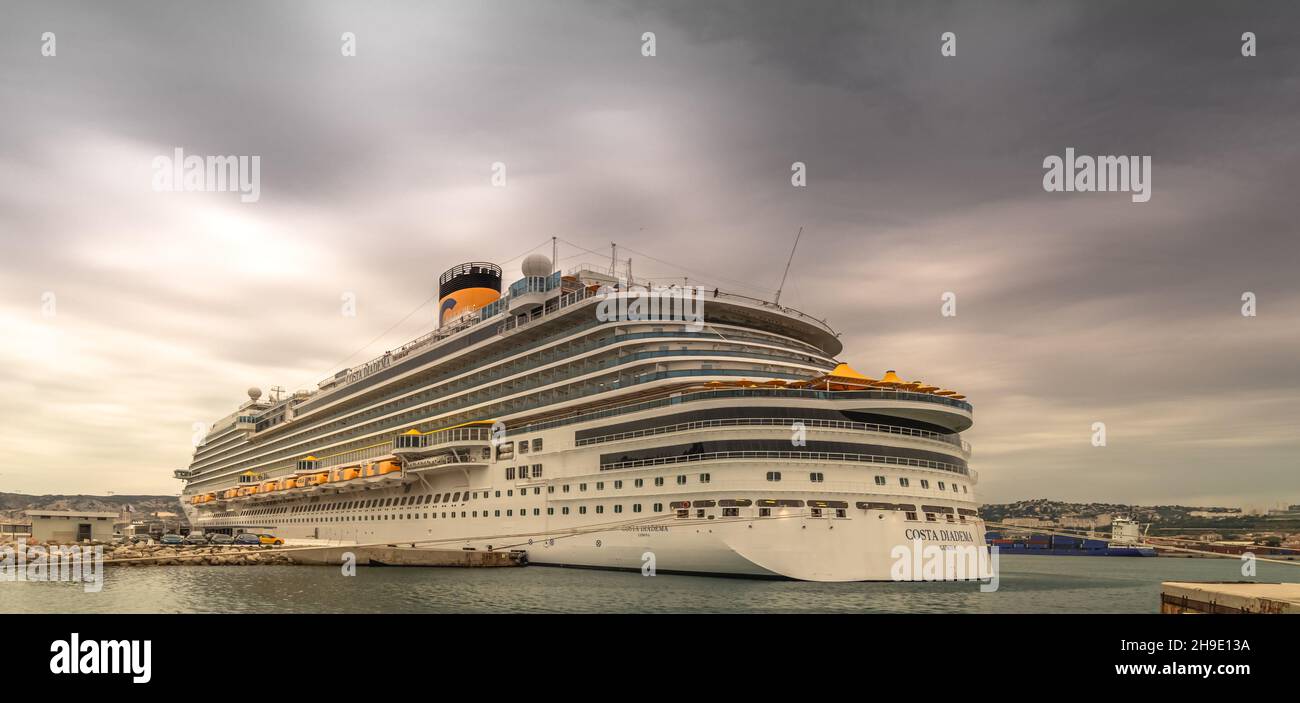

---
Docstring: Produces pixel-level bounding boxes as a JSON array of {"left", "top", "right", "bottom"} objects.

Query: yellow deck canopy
[
  {"left": 877, "top": 369, "right": 905, "bottom": 385},
  {"left": 828, "top": 362, "right": 871, "bottom": 381},
  {"left": 807, "top": 362, "right": 878, "bottom": 390}
]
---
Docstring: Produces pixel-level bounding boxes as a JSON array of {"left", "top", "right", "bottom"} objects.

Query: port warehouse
[{"left": 25, "top": 511, "right": 120, "bottom": 543}]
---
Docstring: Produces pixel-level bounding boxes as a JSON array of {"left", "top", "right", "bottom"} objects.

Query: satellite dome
[
  {"left": 247, "top": 387, "right": 263, "bottom": 401},
  {"left": 521, "top": 254, "right": 553, "bottom": 277}
]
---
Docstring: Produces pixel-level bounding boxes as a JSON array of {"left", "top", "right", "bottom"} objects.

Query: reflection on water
[{"left": 2, "top": 555, "right": 1291, "bottom": 614}]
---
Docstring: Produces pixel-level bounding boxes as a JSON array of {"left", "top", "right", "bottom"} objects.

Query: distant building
[
  {"left": 1190, "top": 510, "right": 1242, "bottom": 519},
  {"left": 1, "top": 521, "right": 31, "bottom": 538},
  {"left": 1060, "top": 513, "right": 1112, "bottom": 529},
  {"left": 1003, "top": 517, "right": 1054, "bottom": 528},
  {"left": 26, "top": 510, "right": 120, "bottom": 543}
]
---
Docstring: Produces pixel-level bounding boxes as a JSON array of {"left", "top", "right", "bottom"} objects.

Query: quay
[
  {"left": 1161, "top": 582, "right": 1300, "bottom": 614},
  {"left": 286, "top": 545, "right": 526, "bottom": 567}
]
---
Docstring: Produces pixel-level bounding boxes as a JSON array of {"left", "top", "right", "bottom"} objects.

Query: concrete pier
[
  {"left": 1161, "top": 581, "right": 1300, "bottom": 614},
  {"left": 287, "top": 545, "right": 525, "bottom": 568}
]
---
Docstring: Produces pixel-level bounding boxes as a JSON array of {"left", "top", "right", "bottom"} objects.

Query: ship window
[
  {"left": 533, "top": 464, "right": 542, "bottom": 477},
  {"left": 938, "top": 482, "right": 946, "bottom": 491},
  {"left": 723, "top": 507, "right": 739, "bottom": 517},
  {"left": 759, "top": 508, "right": 771, "bottom": 517},
  {"left": 926, "top": 513, "right": 937, "bottom": 522},
  {"left": 506, "top": 510, "right": 512, "bottom": 517},
  {"left": 614, "top": 480, "right": 623, "bottom": 489},
  {"left": 596, "top": 482, "right": 604, "bottom": 490},
  {"left": 579, "top": 506, "right": 587, "bottom": 515},
  {"left": 875, "top": 476, "right": 886, "bottom": 485},
  {"left": 654, "top": 477, "right": 664, "bottom": 487},
  {"left": 494, "top": 491, "right": 501, "bottom": 497},
  {"left": 596, "top": 506, "right": 604, "bottom": 514},
  {"left": 961, "top": 485, "right": 967, "bottom": 493},
  {"left": 836, "top": 509, "right": 846, "bottom": 518},
  {"left": 946, "top": 514, "right": 955, "bottom": 523},
  {"left": 452, "top": 492, "right": 461, "bottom": 501},
  {"left": 920, "top": 480, "right": 930, "bottom": 489},
  {"left": 653, "top": 503, "right": 663, "bottom": 512},
  {"left": 548, "top": 507, "right": 555, "bottom": 515},
  {"left": 810, "top": 472, "right": 824, "bottom": 483},
  {"left": 562, "top": 507, "right": 570, "bottom": 515},
  {"left": 614, "top": 505, "right": 623, "bottom": 513},
  {"left": 954, "top": 484, "right": 961, "bottom": 493},
  {"left": 633, "top": 504, "right": 642, "bottom": 513},
  {"left": 518, "top": 441, "right": 529, "bottom": 454},
  {"left": 534, "top": 487, "right": 541, "bottom": 495},
  {"left": 766, "top": 472, "right": 781, "bottom": 482},
  {"left": 579, "top": 483, "right": 588, "bottom": 491},
  {"left": 699, "top": 473, "right": 710, "bottom": 483},
  {"left": 676, "top": 509, "right": 688, "bottom": 519},
  {"left": 563, "top": 484, "right": 571, "bottom": 493},
  {"left": 533, "top": 508, "right": 540, "bottom": 516},
  {"left": 507, "top": 489, "right": 513, "bottom": 497},
  {"left": 635, "top": 479, "right": 644, "bottom": 488},
  {"left": 810, "top": 508, "right": 823, "bottom": 518},
  {"left": 532, "top": 439, "right": 542, "bottom": 452},
  {"left": 519, "top": 466, "right": 530, "bottom": 479},
  {"left": 506, "top": 467, "right": 515, "bottom": 480},
  {"left": 547, "top": 486, "right": 554, "bottom": 493},
  {"left": 676, "top": 475, "right": 686, "bottom": 485},
  {"left": 899, "top": 478, "right": 910, "bottom": 488}
]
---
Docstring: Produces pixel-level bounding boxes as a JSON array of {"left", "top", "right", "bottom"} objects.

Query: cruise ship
[{"left": 175, "top": 252, "right": 985, "bottom": 581}]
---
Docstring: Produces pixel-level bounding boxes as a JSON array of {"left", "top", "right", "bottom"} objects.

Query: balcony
[{"left": 393, "top": 426, "right": 493, "bottom": 458}]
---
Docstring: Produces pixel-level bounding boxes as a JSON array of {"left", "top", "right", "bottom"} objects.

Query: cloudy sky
[{"left": 1, "top": 1, "right": 1297, "bottom": 508}]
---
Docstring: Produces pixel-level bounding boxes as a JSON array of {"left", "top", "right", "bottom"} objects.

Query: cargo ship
[{"left": 986, "top": 517, "right": 1157, "bottom": 557}]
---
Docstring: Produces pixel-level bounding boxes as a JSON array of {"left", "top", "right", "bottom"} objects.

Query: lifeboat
[
  {"left": 222, "top": 488, "right": 239, "bottom": 499},
  {"left": 331, "top": 467, "right": 361, "bottom": 482},
  {"left": 377, "top": 460, "right": 401, "bottom": 476},
  {"left": 261, "top": 480, "right": 279, "bottom": 494}
]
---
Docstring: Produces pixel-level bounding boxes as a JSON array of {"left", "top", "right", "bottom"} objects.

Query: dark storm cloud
[{"left": 0, "top": 0, "right": 1297, "bottom": 507}]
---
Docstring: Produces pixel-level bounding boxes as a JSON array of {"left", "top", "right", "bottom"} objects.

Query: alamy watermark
[
  {"left": 152, "top": 147, "right": 261, "bottom": 203},
  {"left": 890, "top": 539, "right": 999, "bottom": 592},
  {"left": 595, "top": 284, "right": 707, "bottom": 332},
  {"left": 1043, "top": 148, "right": 1151, "bottom": 203},
  {"left": 1, "top": 539, "right": 104, "bottom": 593}
]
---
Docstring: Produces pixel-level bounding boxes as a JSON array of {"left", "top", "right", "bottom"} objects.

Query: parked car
[
  {"left": 159, "top": 534, "right": 184, "bottom": 545},
  {"left": 129, "top": 534, "right": 152, "bottom": 545},
  {"left": 207, "top": 533, "right": 234, "bottom": 545},
  {"left": 255, "top": 534, "right": 285, "bottom": 546},
  {"left": 232, "top": 533, "right": 262, "bottom": 547},
  {"left": 182, "top": 533, "right": 208, "bottom": 545}
]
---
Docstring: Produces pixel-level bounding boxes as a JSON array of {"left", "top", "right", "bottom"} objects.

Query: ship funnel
[{"left": 439, "top": 262, "right": 502, "bottom": 326}]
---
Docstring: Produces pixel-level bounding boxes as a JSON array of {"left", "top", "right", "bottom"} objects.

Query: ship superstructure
[{"left": 175, "top": 252, "right": 984, "bottom": 581}]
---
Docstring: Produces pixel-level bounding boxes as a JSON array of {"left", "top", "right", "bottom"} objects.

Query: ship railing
[
  {"left": 520, "top": 386, "right": 973, "bottom": 435},
  {"left": 599, "top": 450, "right": 970, "bottom": 476},
  {"left": 576, "top": 417, "right": 967, "bottom": 453}
]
